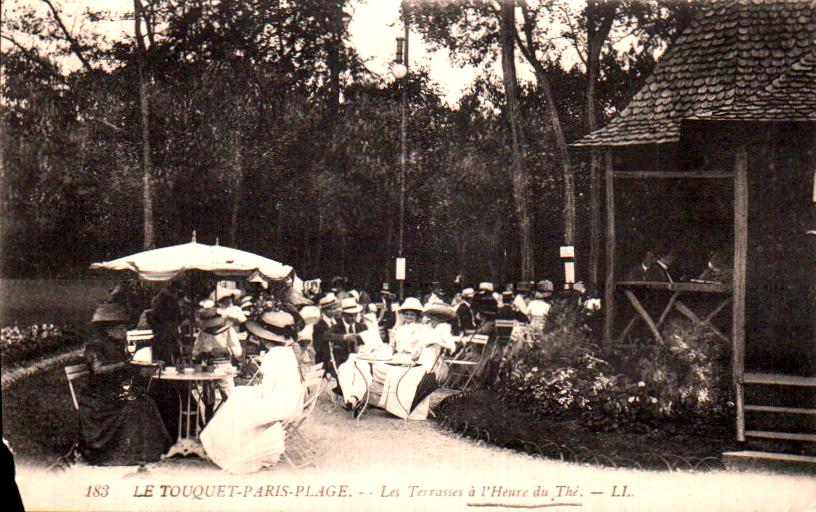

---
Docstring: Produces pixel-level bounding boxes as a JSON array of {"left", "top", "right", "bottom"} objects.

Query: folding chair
[
  {"left": 442, "top": 333, "right": 490, "bottom": 391},
  {"left": 65, "top": 364, "right": 90, "bottom": 410},
  {"left": 246, "top": 355, "right": 264, "bottom": 385},
  {"left": 283, "top": 375, "right": 328, "bottom": 468},
  {"left": 126, "top": 329, "right": 154, "bottom": 357}
]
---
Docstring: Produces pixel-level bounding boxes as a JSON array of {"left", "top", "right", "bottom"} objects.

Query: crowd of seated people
[{"left": 67, "top": 274, "right": 572, "bottom": 471}]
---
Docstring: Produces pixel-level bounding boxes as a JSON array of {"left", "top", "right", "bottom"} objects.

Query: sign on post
[
  {"left": 396, "top": 258, "right": 406, "bottom": 281},
  {"left": 564, "top": 261, "right": 576, "bottom": 284},
  {"left": 559, "top": 246, "right": 575, "bottom": 258}
]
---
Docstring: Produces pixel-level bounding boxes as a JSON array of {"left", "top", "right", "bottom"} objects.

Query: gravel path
[{"left": 15, "top": 397, "right": 816, "bottom": 512}]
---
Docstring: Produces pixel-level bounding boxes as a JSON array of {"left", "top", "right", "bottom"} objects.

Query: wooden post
[
  {"left": 733, "top": 145, "right": 748, "bottom": 442},
  {"left": 603, "top": 149, "right": 616, "bottom": 343}
]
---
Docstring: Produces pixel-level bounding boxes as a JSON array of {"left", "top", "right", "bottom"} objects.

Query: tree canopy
[{"left": 1, "top": 0, "right": 695, "bottom": 291}]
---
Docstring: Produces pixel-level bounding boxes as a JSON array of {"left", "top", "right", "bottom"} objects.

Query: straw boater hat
[
  {"left": 536, "top": 280, "right": 554, "bottom": 292},
  {"left": 319, "top": 294, "right": 337, "bottom": 309},
  {"left": 91, "top": 303, "right": 129, "bottom": 325},
  {"left": 422, "top": 303, "right": 456, "bottom": 322},
  {"left": 246, "top": 310, "right": 296, "bottom": 345},
  {"left": 461, "top": 288, "right": 475, "bottom": 299},
  {"left": 340, "top": 297, "right": 362, "bottom": 314},
  {"left": 196, "top": 307, "right": 228, "bottom": 333},
  {"left": 479, "top": 282, "right": 494, "bottom": 293}
]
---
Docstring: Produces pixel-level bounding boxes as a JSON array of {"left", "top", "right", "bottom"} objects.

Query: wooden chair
[
  {"left": 65, "top": 363, "right": 90, "bottom": 410},
  {"left": 442, "top": 333, "right": 490, "bottom": 391}
]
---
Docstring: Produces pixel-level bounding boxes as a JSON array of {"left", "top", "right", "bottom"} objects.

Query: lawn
[
  {"left": 0, "top": 278, "right": 118, "bottom": 332},
  {"left": 2, "top": 359, "right": 83, "bottom": 464}
]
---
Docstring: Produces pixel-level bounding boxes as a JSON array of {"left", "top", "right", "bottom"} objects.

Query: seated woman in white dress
[
  {"left": 200, "top": 310, "right": 304, "bottom": 474},
  {"left": 374, "top": 303, "right": 456, "bottom": 419},
  {"left": 337, "top": 297, "right": 427, "bottom": 415}
]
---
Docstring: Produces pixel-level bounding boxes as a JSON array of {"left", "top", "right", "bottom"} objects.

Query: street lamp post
[{"left": 391, "top": 21, "right": 409, "bottom": 302}]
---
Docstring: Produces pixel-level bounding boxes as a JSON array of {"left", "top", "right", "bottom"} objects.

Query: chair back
[
  {"left": 495, "top": 319, "right": 515, "bottom": 338},
  {"left": 126, "top": 329, "right": 154, "bottom": 342},
  {"left": 65, "top": 363, "right": 89, "bottom": 410},
  {"left": 468, "top": 333, "right": 490, "bottom": 346}
]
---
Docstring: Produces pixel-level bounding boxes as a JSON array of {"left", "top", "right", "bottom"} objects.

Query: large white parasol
[{"left": 90, "top": 236, "right": 293, "bottom": 282}]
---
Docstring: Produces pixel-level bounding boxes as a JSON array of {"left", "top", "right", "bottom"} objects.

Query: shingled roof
[
  {"left": 693, "top": 48, "right": 816, "bottom": 121},
  {"left": 572, "top": 0, "right": 816, "bottom": 147}
]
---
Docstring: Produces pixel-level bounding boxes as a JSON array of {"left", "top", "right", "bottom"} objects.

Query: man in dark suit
[
  {"left": 455, "top": 287, "right": 476, "bottom": 334},
  {"left": 321, "top": 297, "right": 367, "bottom": 376},
  {"left": 313, "top": 295, "right": 339, "bottom": 378}
]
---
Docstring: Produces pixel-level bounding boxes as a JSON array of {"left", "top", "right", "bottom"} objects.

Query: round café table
[
  {"left": 151, "top": 369, "right": 230, "bottom": 459},
  {"left": 352, "top": 355, "right": 416, "bottom": 420}
]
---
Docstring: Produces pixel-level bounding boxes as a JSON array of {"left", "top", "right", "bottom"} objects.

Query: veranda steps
[{"left": 724, "top": 372, "right": 816, "bottom": 473}]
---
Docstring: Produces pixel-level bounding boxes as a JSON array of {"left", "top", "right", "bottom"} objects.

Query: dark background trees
[{"left": 0, "top": 0, "right": 696, "bottom": 291}]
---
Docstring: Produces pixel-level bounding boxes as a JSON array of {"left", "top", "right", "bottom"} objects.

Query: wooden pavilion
[{"left": 573, "top": 0, "right": 816, "bottom": 465}]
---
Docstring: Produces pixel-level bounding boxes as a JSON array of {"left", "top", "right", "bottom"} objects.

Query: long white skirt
[{"left": 200, "top": 386, "right": 286, "bottom": 474}]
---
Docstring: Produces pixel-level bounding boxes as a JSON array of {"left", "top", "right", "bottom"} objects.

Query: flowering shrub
[
  {"left": 494, "top": 299, "right": 733, "bottom": 433},
  {"left": 0, "top": 324, "right": 80, "bottom": 365}
]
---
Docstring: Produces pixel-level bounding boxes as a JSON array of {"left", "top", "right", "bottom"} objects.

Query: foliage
[
  {"left": 494, "top": 300, "right": 734, "bottom": 433},
  {"left": 0, "top": 323, "right": 80, "bottom": 365},
  {"left": 1, "top": 0, "right": 693, "bottom": 288}
]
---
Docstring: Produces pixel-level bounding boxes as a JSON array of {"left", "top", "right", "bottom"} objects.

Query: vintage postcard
[{"left": 2, "top": 0, "right": 815, "bottom": 511}]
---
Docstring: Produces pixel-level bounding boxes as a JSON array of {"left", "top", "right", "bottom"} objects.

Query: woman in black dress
[{"left": 76, "top": 303, "right": 171, "bottom": 465}]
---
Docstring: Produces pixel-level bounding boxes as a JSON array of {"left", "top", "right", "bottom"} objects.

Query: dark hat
[
  {"left": 246, "top": 310, "right": 296, "bottom": 344},
  {"left": 474, "top": 295, "right": 498, "bottom": 316},
  {"left": 91, "top": 303, "right": 129, "bottom": 325},
  {"left": 196, "top": 307, "right": 227, "bottom": 331}
]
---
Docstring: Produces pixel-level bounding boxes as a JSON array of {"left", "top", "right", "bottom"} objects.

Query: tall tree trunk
[
  {"left": 514, "top": 8, "right": 575, "bottom": 250},
  {"left": 586, "top": 1, "right": 617, "bottom": 291},
  {"left": 499, "top": 1, "right": 534, "bottom": 280},
  {"left": 228, "top": 137, "right": 243, "bottom": 246},
  {"left": 326, "top": 0, "right": 343, "bottom": 118},
  {"left": 314, "top": 183, "right": 324, "bottom": 272},
  {"left": 134, "top": 0, "right": 154, "bottom": 249}
]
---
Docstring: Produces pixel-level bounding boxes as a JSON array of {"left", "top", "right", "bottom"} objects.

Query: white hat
[
  {"left": 248, "top": 270, "right": 269, "bottom": 289},
  {"left": 462, "top": 288, "right": 475, "bottom": 298},
  {"left": 398, "top": 297, "right": 423, "bottom": 312},
  {"left": 340, "top": 297, "right": 362, "bottom": 314},
  {"left": 422, "top": 303, "right": 456, "bottom": 321},
  {"left": 299, "top": 305, "right": 321, "bottom": 324},
  {"left": 479, "top": 282, "right": 494, "bottom": 292}
]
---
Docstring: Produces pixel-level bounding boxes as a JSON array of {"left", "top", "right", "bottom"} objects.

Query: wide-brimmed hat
[
  {"left": 91, "top": 303, "right": 129, "bottom": 325},
  {"left": 196, "top": 307, "right": 227, "bottom": 331},
  {"left": 422, "top": 303, "right": 456, "bottom": 322},
  {"left": 318, "top": 294, "right": 337, "bottom": 309},
  {"left": 246, "top": 310, "right": 295, "bottom": 344},
  {"left": 398, "top": 297, "right": 423, "bottom": 312},
  {"left": 461, "top": 288, "right": 475, "bottom": 298},
  {"left": 340, "top": 297, "right": 362, "bottom": 314},
  {"left": 479, "top": 282, "right": 494, "bottom": 292},
  {"left": 247, "top": 270, "right": 269, "bottom": 289},
  {"left": 299, "top": 305, "right": 321, "bottom": 325}
]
